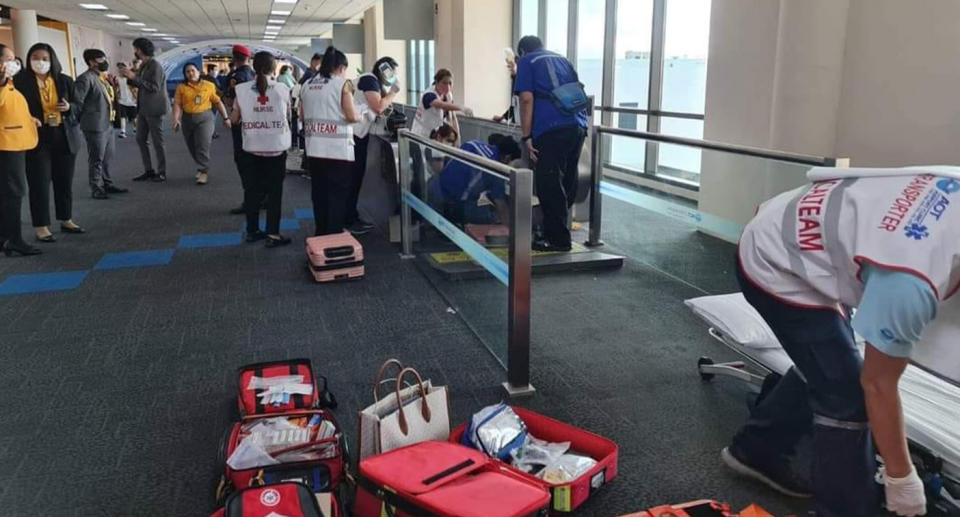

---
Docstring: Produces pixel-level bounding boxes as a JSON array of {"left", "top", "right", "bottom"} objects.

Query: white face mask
[
  {"left": 31, "top": 60, "right": 50, "bottom": 75},
  {"left": 4, "top": 60, "right": 21, "bottom": 78}
]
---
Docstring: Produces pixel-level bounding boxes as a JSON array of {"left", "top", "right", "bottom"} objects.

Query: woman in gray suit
[{"left": 14, "top": 43, "right": 85, "bottom": 242}]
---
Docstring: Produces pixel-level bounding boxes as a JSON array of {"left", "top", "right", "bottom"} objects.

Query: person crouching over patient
[
  {"left": 300, "top": 46, "right": 361, "bottom": 236},
  {"left": 427, "top": 133, "right": 520, "bottom": 226},
  {"left": 229, "top": 51, "right": 292, "bottom": 248}
]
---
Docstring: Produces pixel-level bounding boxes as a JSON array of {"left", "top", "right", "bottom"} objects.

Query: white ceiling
[{"left": 3, "top": 0, "right": 375, "bottom": 46}]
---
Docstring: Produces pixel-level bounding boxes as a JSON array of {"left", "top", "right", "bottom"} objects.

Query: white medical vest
[
  {"left": 301, "top": 75, "right": 354, "bottom": 161},
  {"left": 235, "top": 79, "right": 290, "bottom": 155},
  {"left": 739, "top": 169, "right": 960, "bottom": 310},
  {"left": 411, "top": 86, "right": 450, "bottom": 137}
]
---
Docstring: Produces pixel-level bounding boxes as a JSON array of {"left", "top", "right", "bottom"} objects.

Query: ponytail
[
  {"left": 252, "top": 51, "right": 276, "bottom": 96},
  {"left": 318, "top": 46, "right": 348, "bottom": 79}
]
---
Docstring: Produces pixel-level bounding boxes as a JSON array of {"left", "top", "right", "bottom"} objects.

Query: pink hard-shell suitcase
[{"left": 306, "top": 232, "right": 364, "bottom": 282}]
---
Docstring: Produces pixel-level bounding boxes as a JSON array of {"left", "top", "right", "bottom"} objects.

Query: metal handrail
[
  {"left": 596, "top": 126, "right": 836, "bottom": 167},
  {"left": 398, "top": 129, "right": 512, "bottom": 181},
  {"left": 597, "top": 105, "right": 705, "bottom": 121}
]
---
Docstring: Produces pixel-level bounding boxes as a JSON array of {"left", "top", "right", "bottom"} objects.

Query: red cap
[{"left": 232, "top": 44, "right": 252, "bottom": 57}]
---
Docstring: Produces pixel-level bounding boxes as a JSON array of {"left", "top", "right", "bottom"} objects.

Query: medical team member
[
  {"left": 300, "top": 46, "right": 360, "bottom": 236},
  {"left": 727, "top": 167, "right": 960, "bottom": 517},
  {"left": 230, "top": 51, "right": 292, "bottom": 248},
  {"left": 428, "top": 134, "right": 521, "bottom": 226},
  {"left": 514, "top": 35, "right": 588, "bottom": 252},
  {"left": 410, "top": 69, "right": 470, "bottom": 202},
  {"left": 171, "top": 62, "right": 230, "bottom": 185},
  {"left": 348, "top": 56, "right": 400, "bottom": 235}
]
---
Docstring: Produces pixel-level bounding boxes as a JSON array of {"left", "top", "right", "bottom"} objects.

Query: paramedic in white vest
[
  {"left": 409, "top": 69, "right": 470, "bottom": 203},
  {"left": 728, "top": 167, "right": 960, "bottom": 517},
  {"left": 300, "top": 46, "right": 361, "bottom": 236},
  {"left": 229, "top": 51, "right": 292, "bottom": 248},
  {"left": 348, "top": 56, "right": 400, "bottom": 236}
]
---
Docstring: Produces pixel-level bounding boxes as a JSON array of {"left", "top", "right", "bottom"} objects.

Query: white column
[{"left": 10, "top": 9, "right": 39, "bottom": 60}]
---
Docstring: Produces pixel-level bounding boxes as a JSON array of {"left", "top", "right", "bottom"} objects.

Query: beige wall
[
  {"left": 68, "top": 22, "right": 134, "bottom": 75},
  {"left": 0, "top": 27, "right": 14, "bottom": 51}
]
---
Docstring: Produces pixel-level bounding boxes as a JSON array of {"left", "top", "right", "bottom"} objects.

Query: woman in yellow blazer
[
  {"left": 172, "top": 62, "right": 230, "bottom": 185},
  {"left": 0, "top": 43, "right": 41, "bottom": 256}
]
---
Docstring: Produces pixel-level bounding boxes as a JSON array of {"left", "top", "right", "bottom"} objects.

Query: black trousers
[
  {"left": 231, "top": 126, "right": 251, "bottom": 190},
  {"left": 346, "top": 135, "right": 370, "bottom": 225},
  {"left": 0, "top": 151, "right": 27, "bottom": 245},
  {"left": 26, "top": 125, "right": 76, "bottom": 227},
  {"left": 244, "top": 152, "right": 286, "bottom": 235},
  {"left": 311, "top": 157, "right": 354, "bottom": 236},
  {"left": 533, "top": 126, "right": 586, "bottom": 247}
]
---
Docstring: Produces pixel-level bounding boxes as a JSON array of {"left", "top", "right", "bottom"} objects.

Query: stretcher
[{"left": 685, "top": 293, "right": 960, "bottom": 508}]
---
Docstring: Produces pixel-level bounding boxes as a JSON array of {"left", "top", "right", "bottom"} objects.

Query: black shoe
[
  {"left": 132, "top": 171, "right": 156, "bottom": 182},
  {"left": 2, "top": 240, "right": 42, "bottom": 256},
  {"left": 91, "top": 189, "right": 110, "bottom": 200},
  {"left": 265, "top": 236, "right": 292, "bottom": 248},
  {"left": 245, "top": 231, "right": 266, "bottom": 242},
  {"left": 721, "top": 446, "right": 811, "bottom": 498},
  {"left": 212, "top": 133, "right": 220, "bottom": 139},
  {"left": 229, "top": 205, "right": 246, "bottom": 215},
  {"left": 151, "top": 173, "right": 166, "bottom": 183},
  {"left": 104, "top": 185, "right": 129, "bottom": 194},
  {"left": 35, "top": 234, "right": 56, "bottom": 243},
  {"left": 60, "top": 224, "right": 86, "bottom": 234},
  {"left": 532, "top": 239, "right": 571, "bottom": 252},
  {"left": 347, "top": 220, "right": 374, "bottom": 235}
]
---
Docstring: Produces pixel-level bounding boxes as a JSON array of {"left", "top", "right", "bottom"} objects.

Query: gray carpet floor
[{"left": 0, "top": 130, "right": 813, "bottom": 516}]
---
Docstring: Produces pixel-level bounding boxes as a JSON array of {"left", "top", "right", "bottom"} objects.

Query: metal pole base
[
  {"left": 399, "top": 253, "right": 416, "bottom": 260},
  {"left": 584, "top": 239, "right": 604, "bottom": 248},
  {"left": 502, "top": 381, "right": 537, "bottom": 398}
]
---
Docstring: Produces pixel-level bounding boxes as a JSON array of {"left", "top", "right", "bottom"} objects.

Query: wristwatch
[{"left": 521, "top": 135, "right": 532, "bottom": 142}]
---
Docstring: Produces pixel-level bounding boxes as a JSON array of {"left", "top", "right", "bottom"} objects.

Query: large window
[
  {"left": 545, "top": 0, "right": 569, "bottom": 56},
  {"left": 514, "top": 0, "right": 711, "bottom": 188}
]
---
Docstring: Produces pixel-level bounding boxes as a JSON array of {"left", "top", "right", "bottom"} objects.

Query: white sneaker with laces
[{"left": 196, "top": 172, "right": 208, "bottom": 185}]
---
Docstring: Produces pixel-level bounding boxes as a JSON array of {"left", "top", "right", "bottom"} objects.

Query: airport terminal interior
[{"left": 1, "top": 0, "right": 959, "bottom": 516}]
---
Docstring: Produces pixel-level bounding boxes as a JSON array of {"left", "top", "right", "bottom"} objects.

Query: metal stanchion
[
  {"left": 504, "top": 167, "right": 535, "bottom": 398},
  {"left": 586, "top": 125, "right": 604, "bottom": 248},
  {"left": 398, "top": 131, "right": 414, "bottom": 259}
]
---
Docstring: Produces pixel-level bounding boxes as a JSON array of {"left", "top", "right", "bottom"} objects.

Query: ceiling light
[
  {"left": 270, "top": 10, "right": 290, "bottom": 15},
  {"left": 141, "top": 28, "right": 157, "bottom": 32},
  {"left": 267, "top": 19, "right": 285, "bottom": 24},
  {"left": 162, "top": 37, "right": 175, "bottom": 40},
  {"left": 79, "top": 3, "right": 109, "bottom": 9},
  {"left": 126, "top": 22, "right": 145, "bottom": 26},
  {"left": 154, "top": 33, "right": 168, "bottom": 37},
  {"left": 266, "top": 25, "right": 282, "bottom": 30},
  {"left": 106, "top": 13, "right": 130, "bottom": 19},
  {"left": 274, "top": 0, "right": 297, "bottom": 4}
]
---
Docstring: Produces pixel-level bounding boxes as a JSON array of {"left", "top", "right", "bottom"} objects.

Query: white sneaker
[{"left": 196, "top": 172, "right": 208, "bottom": 185}]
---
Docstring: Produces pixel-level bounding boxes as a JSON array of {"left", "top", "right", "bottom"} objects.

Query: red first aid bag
[
  {"left": 237, "top": 358, "right": 321, "bottom": 416},
  {"left": 355, "top": 441, "right": 551, "bottom": 517},
  {"left": 450, "top": 407, "right": 618, "bottom": 514},
  {"left": 617, "top": 500, "right": 739, "bottom": 517},
  {"left": 208, "top": 482, "right": 331, "bottom": 517}
]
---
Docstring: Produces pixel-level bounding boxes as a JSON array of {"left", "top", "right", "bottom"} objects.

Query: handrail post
[
  {"left": 586, "top": 124, "right": 604, "bottom": 247},
  {"left": 398, "top": 131, "right": 414, "bottom": 259},
  {"left": 504, "top": 167, "right": 535, "bottom": 398}
]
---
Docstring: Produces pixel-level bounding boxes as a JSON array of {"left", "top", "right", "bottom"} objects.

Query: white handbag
[
  {"left": 358, "top": 360, "right": 441, "bottom": 459},
  {"left": 377, "top": 367, "right": 450, "bottom": 455}
]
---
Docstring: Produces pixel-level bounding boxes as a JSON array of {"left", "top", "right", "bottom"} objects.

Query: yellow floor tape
[{"left": 429, "top": 242, "right": 588, "bottom": 264}]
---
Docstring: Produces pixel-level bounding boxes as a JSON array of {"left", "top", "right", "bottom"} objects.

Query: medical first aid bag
[
  {"left": 354, "top": 441, "right": 551, "bottom": 517},
  {"left": 451, "top": 407, "right": 618, "bottom": 514},
  {"left": 617, "top": 500, "right": 772, "bottom": 517},
  {"left": 237, "top": 358, "right": 321, "bottom": 416},
  {"left": 208, "top": 482, "right": 334, "bottom": 517}
]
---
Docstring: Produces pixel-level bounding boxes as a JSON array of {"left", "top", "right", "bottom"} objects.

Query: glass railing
[{"left": 397, "top": 129, "right": 535, "bottom": 396}]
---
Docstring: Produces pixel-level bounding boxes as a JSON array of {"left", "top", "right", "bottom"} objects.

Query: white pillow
[{"left": 684, "top": 293, "right": 781, "bottom": 349}]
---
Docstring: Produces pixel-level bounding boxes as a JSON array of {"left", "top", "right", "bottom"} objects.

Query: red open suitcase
[
  {"left": 306, "top": 232, "right": 364, "bottom": 283},
  {"left": 450, "top": 407, "right": 618, "bottom": 514},
  {"left": 355, "top": 441, "right": 551, "bottom": 517},
  {"left": 208, "top": 482, "right": 339, "bottom": 517},
  {"left": 616, "top": 500, "right": 745, "bottom": 517}
]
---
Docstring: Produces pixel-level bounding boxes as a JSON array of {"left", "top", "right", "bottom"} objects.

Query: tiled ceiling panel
[{"left": 3, "top": 0, "right": 375, "bottom": 45}]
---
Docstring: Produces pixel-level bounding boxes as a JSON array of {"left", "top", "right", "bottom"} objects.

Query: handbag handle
[
  {"left": 373, "top": 358, "right": 404, "bottom": 402},
  {"left": 394, "top": 367, "right": 432, "bottom": 436}
]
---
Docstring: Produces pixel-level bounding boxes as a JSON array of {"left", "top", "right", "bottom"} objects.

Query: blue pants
[{"left": 734, "top": 265, "right": 879, "bottom": 516}]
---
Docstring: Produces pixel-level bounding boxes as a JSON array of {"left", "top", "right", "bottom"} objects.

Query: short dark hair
[
  {"left": 207, "top": 64, "right": 217, "bottom": 72},
  {"left": 83, "top": 48, "right": 106, "bottom": 65},
  {"left": 182, "top": 62, "right": 199, "bottom": 79},
  {"left": 489, "top": 133, "right": 521, "bottom": 161},
  {"left": 433, "top": 68, "right": 452, "bottom": 85},
  {"left": 517, "top": 35, "right": 543, "bottom": 55},
  {"left": 311, "top": 53, "right": 323, "bottom": 62},
  {"left": 132, "top": 37, "right": 155, "bottom": 57}
]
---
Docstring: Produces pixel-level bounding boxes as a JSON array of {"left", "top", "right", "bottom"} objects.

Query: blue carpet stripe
[
  {"left": 0, "top": 271, "right": 89, "bottom": 296},
  {"left": 94, "top": 249, "right": 176, "bottom": 270},
  {"left": 177, "top": 232, "right": 244, "bottom": 249},
  {"left": 239, "top": 218, "right": 301, "bottom": 232},
  {"left": 294, "top": 208, "right": 314, "bottom": 219}
]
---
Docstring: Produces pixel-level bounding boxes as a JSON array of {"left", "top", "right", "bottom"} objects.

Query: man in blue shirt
[
  {"left": 428, "top": 135, "right": 521, "bottom": 225},
  {"left": 514, "top": 35, "right": 588, "bottom": 252},
  {"left": 222, "top": 45, "right": 256, "bottom": 215}
]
